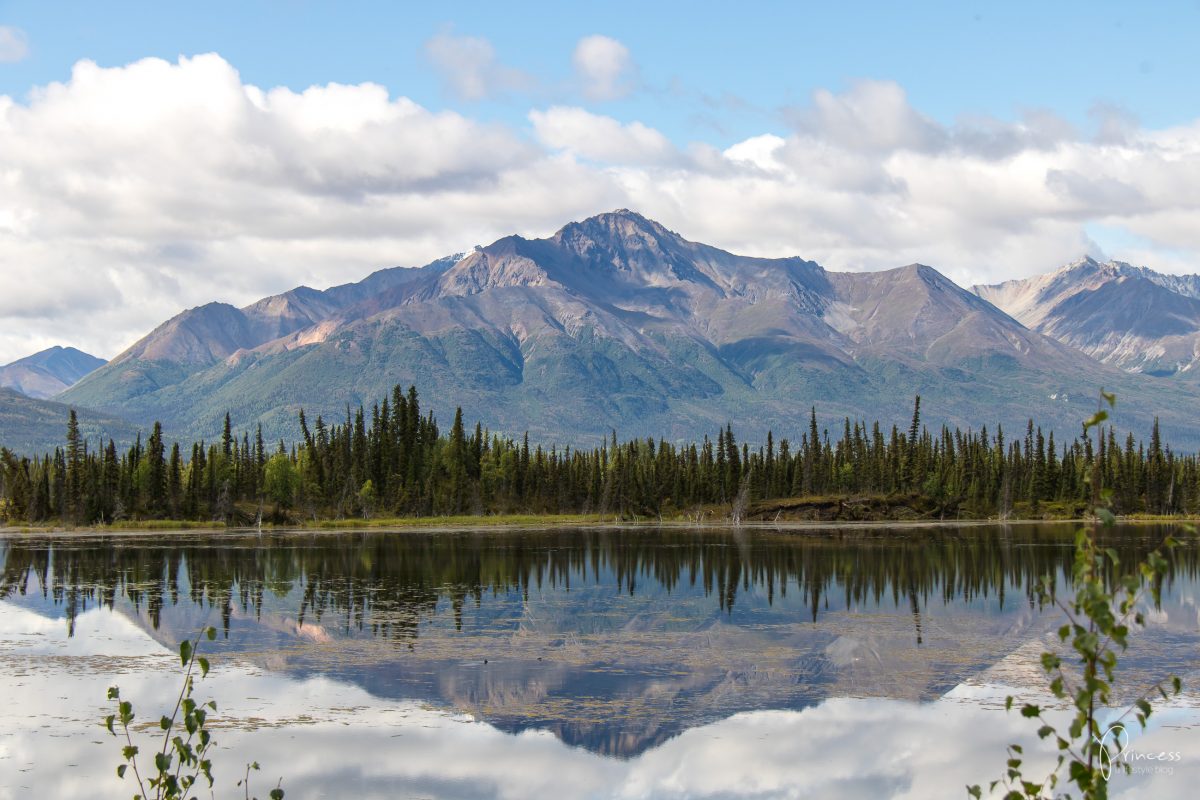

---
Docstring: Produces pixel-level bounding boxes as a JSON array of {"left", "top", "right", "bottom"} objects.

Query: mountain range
[
  {"left": 974, "top": 257, "right": 1200, "bottom": 378},
  {"left": 0, "top": 346, "right": 105, "bottom": 399},
  {"left": 3, "top": 211, "right": 1200, "bottom": 453}
]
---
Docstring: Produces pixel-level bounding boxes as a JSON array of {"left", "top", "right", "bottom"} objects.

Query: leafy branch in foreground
[
  {"left": 105, "top": 626, "right": 284, "bottom": 800},
  {"left": 969, "top": 391, "right": 1190, "bottom": 799}
]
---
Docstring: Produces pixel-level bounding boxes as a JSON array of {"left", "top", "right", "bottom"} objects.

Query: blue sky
[
  {"left": 3, "top": 1, "right": 1197, "bottom": 142},
  {"left": 1, "top": 1, "right": 1199, "bottom": 362}
]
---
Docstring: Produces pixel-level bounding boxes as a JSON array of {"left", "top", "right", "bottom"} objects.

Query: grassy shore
[
  {"left": 0, "top": 512, "right": 622, "bottom": 534},
  {"left": 4, "top": 494, "right": 1200, "bottom": 534}
]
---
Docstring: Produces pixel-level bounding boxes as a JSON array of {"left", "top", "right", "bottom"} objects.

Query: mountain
[
  {"left": 974, "top": 257, "right": 1200, "bottom": 378},
  {"left": 56, "top": 211, "right": 1200, "bottom": 451},
  {"left": 0, "top": 388, "right": 141, "bottom": 454},
  {"left": 55, "top": 257, "right": 458, "bottom": 429},
  {"left": 0, "top": 346, "right": 106, "bottom": 399}
]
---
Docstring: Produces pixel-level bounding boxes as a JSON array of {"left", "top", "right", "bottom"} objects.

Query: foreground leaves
[
  {"left": 105, "top": 626, "right": 285, "bottom": 800},
  {"left": 968, "top": 392, "right": 1189, "bottom": 799}
]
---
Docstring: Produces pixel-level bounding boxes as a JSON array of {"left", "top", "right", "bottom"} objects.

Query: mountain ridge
[
  {"left": 36, "top": 211, "right": 1200, "bottom": 452},
  {"left": 0, "top": 346, "right": 106, "bottom": 399},
  {"left": 0, "top": 387, "right": 140, "bottom": 454},
  {"left": 973, "top": 257, "right": 1200, "bottom": 377}
]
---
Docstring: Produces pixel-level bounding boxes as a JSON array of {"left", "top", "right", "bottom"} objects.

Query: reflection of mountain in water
[{"left": 2, "top": 525, "right": 1197, "bottom": 757}]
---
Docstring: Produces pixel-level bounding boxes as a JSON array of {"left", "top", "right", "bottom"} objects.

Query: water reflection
[
  {"left": 0, "top": 524, "right": 1198, "bottom": 767},
  {"left": 7, "top": 524, "right": 1195, "bottom": 632}
]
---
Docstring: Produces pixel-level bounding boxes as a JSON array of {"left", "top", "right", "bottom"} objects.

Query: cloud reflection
[{"left": 1, "top": 602, "right": 1196, "bottom": 800}]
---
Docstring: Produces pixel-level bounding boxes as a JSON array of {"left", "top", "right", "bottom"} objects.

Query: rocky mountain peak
[
  {"left": 973, "top": 255, "right": 1200, "bottom": 377},
  {"left": 1062, "top": 254, "right": 1102, "bottom": 271},
  {"left": 549, "top": 210, "right": 710, "bottom": 285},
  {"left": 554, "top": 209, "right": 678, "bottom": 246},
  {"left": 436, "top": 238, "right": 555, "bottom": 297}
]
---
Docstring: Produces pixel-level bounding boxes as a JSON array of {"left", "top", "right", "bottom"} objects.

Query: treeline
[{"left": 0, "top": 386, "right": 1196, "bottom": 524}]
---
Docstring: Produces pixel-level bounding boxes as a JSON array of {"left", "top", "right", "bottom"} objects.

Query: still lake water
[{"left": 0, "top": 524, "right": 1197, "bottom": 799}]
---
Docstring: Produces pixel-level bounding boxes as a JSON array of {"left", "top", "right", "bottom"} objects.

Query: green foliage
[
  {"left": 105, "top": 626, "right": 284, "bottom": 800},
  {"left": 7, "top": 384, "right": 1200, "bottom": 526},
  {"left": 968, "top": 392, "right": 1190, "bottom": 799},
  {"left": 263, "top": 453, "right": 296, "bottom": 510},
  {"left": 357, "top": 479, "right": 378, "bottom": 519}
]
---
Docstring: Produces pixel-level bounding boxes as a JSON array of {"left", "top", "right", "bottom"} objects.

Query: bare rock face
[
  {"left": 0, "top": 346, "right": 106, "bottom": 399},
  {"left": 50, "top": 211, "right": 1200, "bottom": 451},
  {"left": 974, "top": 258, "right": 1200, "bottom": 378}
]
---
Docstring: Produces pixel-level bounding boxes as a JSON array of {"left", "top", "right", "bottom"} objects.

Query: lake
[{"left": 1, "top": 523, "right": 1197, "bottom": 799}]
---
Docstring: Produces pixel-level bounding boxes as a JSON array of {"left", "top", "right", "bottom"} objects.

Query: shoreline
[{"left": 1, "top": 513, "right": 1194, "bottom": 537}]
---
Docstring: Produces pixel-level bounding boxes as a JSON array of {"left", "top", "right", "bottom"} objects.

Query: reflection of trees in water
[{"left": 2, "top": 526, "right": 1195, "bottom": 640}]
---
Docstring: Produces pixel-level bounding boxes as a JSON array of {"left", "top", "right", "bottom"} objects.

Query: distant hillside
[
  {"left": 0, "top": 388, "right": 143, "bottom": 455},
  {"left": 56, "top": 211, "right": 1200, "bottom": 449},
  {"left": 0, "top": 346, "right": 106, "bottom": 399}
]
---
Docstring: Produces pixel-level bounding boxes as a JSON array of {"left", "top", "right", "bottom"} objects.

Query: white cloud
[
  {"left": 0, "top": 26, "right": 29, "bottom": 63},
  {"left": 530, "top": 106, "right": 675, "bottom": 164},
  {"left": 424, "top": 31, "right": 531, "bottom": 101},
  {"left": 722, "top": 134, "right": 787, "bottom": 173},
  {"left": 790, "top": 80, "right": 947, "bottom": 154},
  {"left": 572, "top": 35, "right": 634, "bottom": 101},
  {"left": 2, "top": 57, "right": 1200, "bottom": 364}
]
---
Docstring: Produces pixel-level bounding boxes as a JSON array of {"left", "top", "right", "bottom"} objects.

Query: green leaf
[
  {"left": 160, "top": 715, "right": 171, "bottom": 731},
  {"left": 1020, "top": 704, "right": 1041, "bottom": 718},
  {"left": 205, "top": 626, "right": 217, "bottom": 641},
  {"left": 116, "top": 764, "right": 127, "bottom": 779},
  {"left": 198, "top": 656, "right": 210, "bottom": 678},
  {"left": 179, "top": 639, "right": 192, "bottom": 667},
  {"left": 1100, "top": 389, "right": 1116, "bottom": 408}
]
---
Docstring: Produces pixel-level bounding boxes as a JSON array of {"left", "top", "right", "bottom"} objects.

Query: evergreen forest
[{"left": 1, "top": 386, "right": 1196, "bottom": 525}]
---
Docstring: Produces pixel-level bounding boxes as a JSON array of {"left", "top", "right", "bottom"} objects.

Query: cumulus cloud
[
  {"left": 572, "top": 35, "right": 635, "bottom": 101},
  {"left": 424, "top": 31, "right": 531, "bottom": 101},
  {"left": 788, "top": 80, "right": 947, "bottom": 154},
  {"left": 530, "top": 106, "right": 675, "bottom": 164},
  {"left": 2, "top": 56, "right": 1200, "bottom": 365},
  {"left": 0, "top": 54, "right": 545, "bottom": 362},
  {"left": 0, "top": 26, "right": 29, "bottom": 63}
]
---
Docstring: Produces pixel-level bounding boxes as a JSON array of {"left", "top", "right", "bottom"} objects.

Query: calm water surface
[{"left": 1, "top": 524, "right": 1198, "bottom": 799}]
